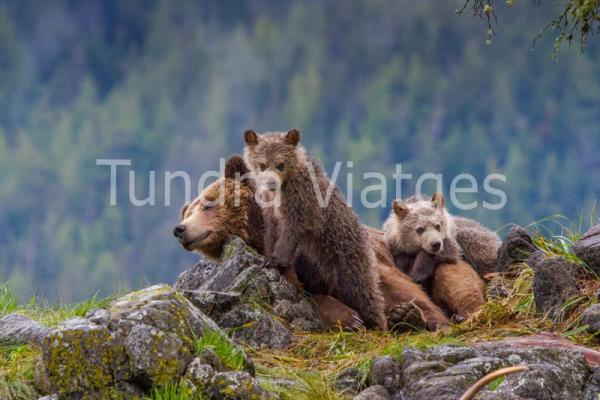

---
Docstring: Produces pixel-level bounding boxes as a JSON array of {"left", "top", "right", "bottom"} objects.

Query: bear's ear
[
  {"left": 431, "top": 192, "right": 445, "bottom": 209},
  {"left": 225, "top": 155, "right": 250, "bottom": 180},
  {"left": 180, "top": 203, "right": 190, "bottom": 220},
  {"left": 244, "top": 129, "right": 258, "bottom": 146},
  {"left": 284, "top": 129, "right": 300, "bottom": 146},
  {"left": 392, "top": 200, "right": 409, "bottom": 220}
]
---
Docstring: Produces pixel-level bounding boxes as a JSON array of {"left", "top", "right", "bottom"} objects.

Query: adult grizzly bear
[{"left": 243, "top": 129, "right": 449, "bottom": 331}]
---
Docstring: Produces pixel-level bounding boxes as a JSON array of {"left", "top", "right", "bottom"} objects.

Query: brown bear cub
[
  {"left": 244, "top": 129, "right": 387, "bottom": 330},
  {"left": 384, "top": 193, "right": 487, "bottom": 321},
  {"left": 174, "top": 156, "right": 364, "bottom": 330}
]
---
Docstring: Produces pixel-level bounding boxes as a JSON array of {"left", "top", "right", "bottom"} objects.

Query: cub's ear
[
  {"left": 244, "top": 129, "right": 258, "bottom": 146},
  {"left": 225, "top": 155, "right": 250, "bottom": 180},
  {"left": 180, "top": 203, "right": 190, "bottom": 220},
  {"left": 431, "top": 192, "right": 445, "bottom": 209},
  {"left": 392, "top": 200, "right": 409, "bottom": 220},
  {"left": 284, "top": 129, "right": 300, "bottom": 146}
]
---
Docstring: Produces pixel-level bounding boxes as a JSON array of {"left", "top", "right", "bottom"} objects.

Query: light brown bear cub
[
  {"left": 244, "top": 129, "right": 387, "bottom": 330},
  {"left": 384, "top": 193, "right": 494, "bottom": 320},
  {"left": 174, "top": 156, "right": 365, "bottom": 330}
]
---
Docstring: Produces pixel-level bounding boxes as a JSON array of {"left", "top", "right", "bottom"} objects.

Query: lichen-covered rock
[
  {"left": 532, "top": 257, "right": 580, "bottom": 321},
  {"left": 582, "top": 304, "right": 600, "bottom": 336},
  {"left": 401, "top": 342, "right": 589, "bottom": 400},
  {"left": 36, "top": 317, "right": 125, "bottom": 395},
  {"left": 35, "top": 284, "right": 256, "bottom": 398},
  {"left": 125, "top": 324, "right": 191, "bottom": 386},
  {"left": 0, "top": 313, "right": 47, "bottom": 346},
  {"left": 354, "top": 385, "right": 391, "bottom": 400},
  {"left": 497, "top": 227, "right": 537, "bottom": 271},
  {"left": 370, "top": 356, "right": 402, "bottom": 395},
  {"left": 174, "top": 238, "right": 322, "bottom": 348},
  {"left": 209, "top": 371, "right": 270, "bottom": 399},
  {"left": 574, "top": 224, "right": 600, "bottom": 275},
  {"left": 182, "top": 358, "right": 216, "bottom": 394}
]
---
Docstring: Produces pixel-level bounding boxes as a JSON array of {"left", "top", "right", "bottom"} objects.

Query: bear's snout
[
  {"left": 430, "top": 241, "right": 441, "bottom": 252},
  {"left": 173, "top": 224, "right": 186, "bottom": 240}
]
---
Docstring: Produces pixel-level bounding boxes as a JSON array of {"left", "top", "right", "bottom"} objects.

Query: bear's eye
[
  {"left": 259, "top": 163, "right": 267, "bottom": 171},
  {"left": 416, "top": 227, "right": 425, "bottom": 235},
  {"left": 435, "top": 224, "right": 441, "bottom": 231},
  {"left": 276, "top": 163, "right": 285, "bottom": 171}
]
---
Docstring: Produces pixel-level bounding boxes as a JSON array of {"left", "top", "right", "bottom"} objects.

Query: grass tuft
[
  {"left": 193, "top": 330, "right": 246, "bottom": 371},
  {"left": 0, "top": 283, "right": 17, "bottom": 316},
  {"left": 0, "top": 345, "right": 39, "bottom": 400}
]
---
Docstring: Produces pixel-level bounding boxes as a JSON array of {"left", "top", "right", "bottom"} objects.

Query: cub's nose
[
  {"left": 431, "top": 241, "right": 441, "bottom": 252},
  {"left": 173, "top": 224, "right": 186, "bottom": 239}
]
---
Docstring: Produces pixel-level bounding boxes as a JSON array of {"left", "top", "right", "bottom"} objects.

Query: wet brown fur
[{"left": 244, "top": 130, "right": 387, "bottom": 329}]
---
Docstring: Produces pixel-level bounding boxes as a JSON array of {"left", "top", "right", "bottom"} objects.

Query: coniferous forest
[{"left": 1, "top": 0, "right": 599, "bottom": 301}]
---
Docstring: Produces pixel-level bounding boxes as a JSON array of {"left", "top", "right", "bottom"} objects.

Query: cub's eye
[
  {"left": 259, "top": 163, "right": 267, "bottom": 171},
  {"left": 276, "top": 163, "right": 285, "bottom": 171},
  {"left": 435, "top": 224, "right": 441, "bottom": 231},
  {"left": 416, "top": 227, "right": 425, "bottom": 235}
]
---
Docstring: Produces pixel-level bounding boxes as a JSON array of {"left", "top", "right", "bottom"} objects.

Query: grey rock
[
  {"left": 0, "top": 313, "right": 47, "bottom": 346},
  {"left": 196, "top": 348, "right": 226, "bottom": 371},
  {"left": 354, "top": 385, "right": 391, "bottom": 400},
  {"left": 124, "top": 323, "right": 191, "bottom": 386},
  {"left": 210, "top": 371, "right": 270, "bottom": 399},
  {"left": 532, "top": 257, "right": 580, "bottom": 321},
  {"left": 582, "top": 304, "right": 600, "bottom": 335},
  {"left": 527, "top": 250, "right": 547, "bottom": 269},
  {"left": 37, "top": 395, "right": 59, "bottom": 400},
  {"left": 401, "top": 342, "right": 589, "bottom": 400},
  {"left": 584, "top": 367, "right": 600, "bottom": 400},
  {"left": 370, "top": 356, "right": 403, "bottom": 395},
  {"left": 232, "top": 314, "right": 292, "bottom": 350},
  {"left": 335, "top": 367, "right": 365, "bottom": 394},
  {"left": 574, "top": 224, "right": 600, "bottom": 275},
  {"left": 181, "top": 290, "right": 241, "bottom": 316},
  {"left": 497, "top": 227, "right": 537, "bottom": 271},
  {"left": 182, "top": 358, "right": 216, "bottom": 394},
  {"left": 85, "top": 308, "right": 110, "bottom": 325}
]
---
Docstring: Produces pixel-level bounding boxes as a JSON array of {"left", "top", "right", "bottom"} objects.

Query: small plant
[
  {"left": 193, "top": 330, "right": 246, "bottom": 371},
  {"left": 146, "top": 380, "right": 204, "bottom": 400},
  {"left": 0, "top": 283, "right": 17, "bottom": 316}
]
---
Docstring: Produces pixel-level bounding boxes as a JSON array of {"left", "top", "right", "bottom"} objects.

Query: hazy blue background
[{"left": 0, "top": 0, "right": 599, "bottom": 301}]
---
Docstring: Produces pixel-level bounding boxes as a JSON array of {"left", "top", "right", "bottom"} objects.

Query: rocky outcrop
[
  {"left": 357, "top": 338, "right": 600, "bottom": 400},
  {"left": 33, "top": 284, "right": 258, "bottom": 399},
  {"left": 574, "top": 224, "right": 600, "bottom": 275},
  {"left": 175, "top": 238, "right": 322, "bottom": 349}
]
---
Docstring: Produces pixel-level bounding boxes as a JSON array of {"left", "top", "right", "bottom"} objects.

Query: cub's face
[
  {"left": 384, "top": 193, "right": 449, "bottom": 255},
  {"left": 243, "top": 129, "right": 302, "bottom": 200},
  {"left": 174, "top": 180, "right": 231, "bottom": 259}
]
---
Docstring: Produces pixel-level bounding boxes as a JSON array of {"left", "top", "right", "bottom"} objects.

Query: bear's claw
[{"left": 387, "top": 302, "right": 427, "bottom": 333}]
